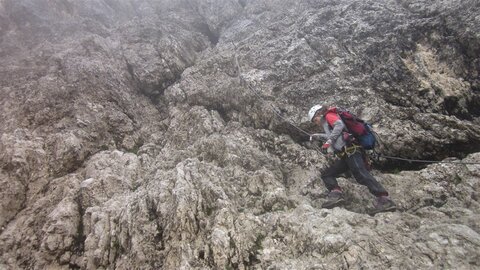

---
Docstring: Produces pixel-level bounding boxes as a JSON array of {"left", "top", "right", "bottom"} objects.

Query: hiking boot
[
  {"left": 322, "top": 190, "right": 345, "bottom": 209},
  {"left": 368, "top": 196, "right": 397, "bottom": 216}
]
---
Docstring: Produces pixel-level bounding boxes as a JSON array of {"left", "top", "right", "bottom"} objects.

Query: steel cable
[{"left": 231, "top": 43, "right": 480, "bottom": 166}]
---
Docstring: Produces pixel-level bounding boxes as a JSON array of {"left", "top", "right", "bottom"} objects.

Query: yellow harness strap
[{"left": 337, "top": 144, "right": 362, "bottom": 158}]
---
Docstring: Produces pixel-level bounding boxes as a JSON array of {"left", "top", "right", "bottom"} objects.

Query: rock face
[{"left": 1, "top": 0, "right": 480, "bottom": 269}]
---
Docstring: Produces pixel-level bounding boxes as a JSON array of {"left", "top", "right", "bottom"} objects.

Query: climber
[{"left": 308, "top": 104, "right": 397, "bottom": 215}]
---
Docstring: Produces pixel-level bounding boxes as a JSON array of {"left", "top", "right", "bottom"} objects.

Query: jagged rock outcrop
[{"left": 1, "top": 0, "right": 480, "bottom": 269}]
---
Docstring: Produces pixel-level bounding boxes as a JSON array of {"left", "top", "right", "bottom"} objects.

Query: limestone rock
[{"left": 1, "top": 0, "right": 480, "bottom": 269}]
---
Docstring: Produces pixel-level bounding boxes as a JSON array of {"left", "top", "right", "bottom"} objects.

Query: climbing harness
[
  {"left": 231, "top": 43, "right": 480, "bottom": 166},
  {"left": 337, "top": 144, "right": 362, "bottom": 158}
]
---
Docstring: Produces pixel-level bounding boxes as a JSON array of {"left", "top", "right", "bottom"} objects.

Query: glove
[{"left": 321, "top": 140, "right": 331, "bottom": 154}]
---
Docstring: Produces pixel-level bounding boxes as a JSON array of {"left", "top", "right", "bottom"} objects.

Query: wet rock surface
[{"left": 1, "top": 0, "right": 480, "bottom": 269}]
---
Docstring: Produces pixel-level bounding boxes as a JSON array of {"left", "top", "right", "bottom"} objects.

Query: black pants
[{"left": 321, "top": 151, "right": 388, "bottom": 197}]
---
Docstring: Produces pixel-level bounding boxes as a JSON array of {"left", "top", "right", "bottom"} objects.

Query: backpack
[{"left": 337, "top": 109, "right": 376, "bottom": 150}]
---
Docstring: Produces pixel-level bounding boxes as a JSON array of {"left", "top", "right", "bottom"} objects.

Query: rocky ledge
[{"left": 1, "top": 0, "right": 479, "bottom": 269}]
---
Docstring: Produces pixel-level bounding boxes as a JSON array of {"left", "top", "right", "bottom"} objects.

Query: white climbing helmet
[{"left": 308, "top": 104, "right": 324, "bottom": 122}]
